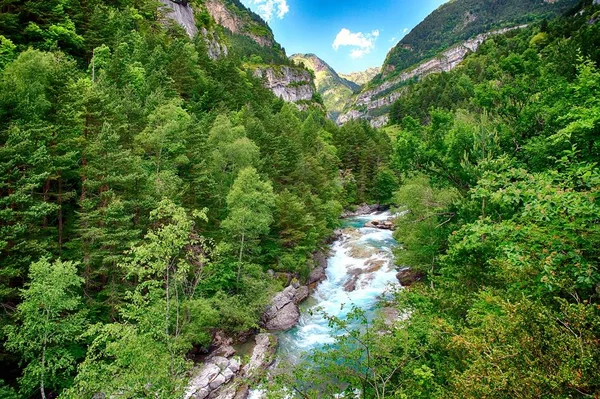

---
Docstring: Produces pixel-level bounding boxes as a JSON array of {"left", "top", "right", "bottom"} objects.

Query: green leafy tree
[
  {"left": 4, "top": 258, "right": 87, "bottom": 398},
  {"left": 221, "top": 167, "right": 276, "bottom": 288}
]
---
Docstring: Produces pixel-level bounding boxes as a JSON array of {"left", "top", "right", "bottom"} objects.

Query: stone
[
  {"left": 184, "top": 363, "right": 220, "bottom": 399},
  {"left": 253, "top": 66, "right": 315, "bottom": 103},
  {"left": 243, "top": 334, "right": 278, "bottom": 379},
  {"left": 343, "top": 275, "right": 359, "bottom": 292},
  {"left": 222, "top": 367, "right": 235, "bottom": 382},
  {"left": 209, "top": 374, "right": 227, "bottom": 390},
  {"left": 196, "top": 388, "right": 210, "bottom": 399},
  {"left": 158, "top": 0, "right": 198, "bottom": 37},
  {"left": 265, "top": 301, "right": 300, "bottom": 330},
  {"left": 263, "top": 284, "right": 309, "bottom": 330},
  {"left": 228, "top": 358, "right": 241, "bottom": 373},
  {"left": 211, "top": 356, "right": 230, "bottom": 370},
  {"left": 308, "top": 266, "right": 326, "bottom": 285},
  {"left": 396, "top": 268, "right": 425, "bottom": 287},
  {"left": 293, "top": 286, "right": 309, "bottom": 304}
]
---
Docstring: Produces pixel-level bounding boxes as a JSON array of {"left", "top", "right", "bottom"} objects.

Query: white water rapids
[{"left": 249, "top": 212, "right": 399, "bottom": 398}]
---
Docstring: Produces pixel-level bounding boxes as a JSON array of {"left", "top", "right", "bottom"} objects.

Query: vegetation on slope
[{"left": 378, "top": 0, "right": 580, "bottom": 81}]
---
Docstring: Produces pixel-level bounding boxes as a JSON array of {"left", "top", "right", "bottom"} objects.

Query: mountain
[
  {"left": 290, "top": 53, "right": 359, "bottom": 117},
  {"left": 338, "top": 0, "right": 580, "bottom": 127},
  {"left": 340, "top": 67, "right": 380, "bottom": 86},
  {"left": 381, "top": 0, "right": 579, "bottom": 78}
]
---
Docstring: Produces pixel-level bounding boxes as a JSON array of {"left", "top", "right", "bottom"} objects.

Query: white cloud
[
  {"left": 389, "top": 37, "right": 397, "bottom": 43},
  {"left": 403, "top": 28, "right": 409, "bottom": 34},
  {"left": 332, "top": 28, "right": 379, "bottom": 59},
  {"left": 246, "top": 0, "right": 289, "bottom": 21}
]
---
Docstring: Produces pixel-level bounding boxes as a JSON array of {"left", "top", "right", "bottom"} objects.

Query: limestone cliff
[
  {"left": 204, "top": 0, "right": 274, "bottom": 48},
  {"left": 159, "top": 0, "right": 228, "bottom": 60},
  {"left": 158, "top": 0, "right": 318, "bottom": 106},
  {"left": 253, "top": 66, "right": 316, "bottom": 103}
]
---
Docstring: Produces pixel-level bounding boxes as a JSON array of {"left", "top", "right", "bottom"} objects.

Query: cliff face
[
  {"left": 253, "top": 66, "right": 315, "bottom": 103},
  {"left": 159, "top": 0, "right": 318, "bottom": 107},
  {"left": 159, "top": 0, "right": 228, "bottom": 60},
  {"left": 159, "top": 0, "right": 198, "bottom": 37},
  {"left": 337, "top": 26, "right": 527, "bottom": 127},
  {"left": 204, "top": 0, "right": 274, "bottom": 48}
]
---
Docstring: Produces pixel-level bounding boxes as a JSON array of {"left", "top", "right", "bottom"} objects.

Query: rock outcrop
[
  {"left": 159, "top": 0, "right": 228, "bottom": 60},
  {"left": 201, "top": 27, "right": 228, "bottom": 60},
  {"left": 262, "top": 284, "right": 309, "bottom": 330},
  {"left": 185, "top": 334, "right": 278, "bottom": 399},
  {"left": 185, "top": 356, "right": 241, "bottom": 399},
  {"left": 253, "top": 66, "right": 315, "bottom": 103},
  {"left": 241, "top": 333, "right": 278, "bottom": 379},
  {"left": 204, "top": 0, "right": 273, "bottom": 47},
  {"left": 159, "top": 0, "right": 198, "bottom": 37}
]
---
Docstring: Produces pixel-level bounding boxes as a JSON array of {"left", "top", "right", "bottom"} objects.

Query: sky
[{"left": 240, "top": 0, "right": 449, "bottom": 74}]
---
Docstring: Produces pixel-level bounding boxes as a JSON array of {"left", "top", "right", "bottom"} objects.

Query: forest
[{"left": 1, "top": 0, "right": 599, "bottom": 398}]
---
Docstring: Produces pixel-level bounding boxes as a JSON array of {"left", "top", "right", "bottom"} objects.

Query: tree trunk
[
  {"left": 236, "top": 233, "right": 245, "bottom": 290},
  {"left": 40, "top": 335, "right": 47, "bottom": 399}
]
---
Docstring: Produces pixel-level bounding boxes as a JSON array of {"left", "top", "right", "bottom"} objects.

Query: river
[{"left": 250, "top": 211, "right": 399, "bottom": 397}]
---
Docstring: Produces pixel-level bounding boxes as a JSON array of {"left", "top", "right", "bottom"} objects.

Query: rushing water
[{"left": 276, "top": 211, "right": 399, "bottom": 362}]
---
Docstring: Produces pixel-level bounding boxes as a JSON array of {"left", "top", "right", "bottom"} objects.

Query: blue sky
[{"left": 241, "top": 0, "right": 449, "bottom": 74}]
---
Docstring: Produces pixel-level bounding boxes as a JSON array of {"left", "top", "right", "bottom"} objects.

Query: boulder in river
[
  {"left": 262, "top": 284, "right": 308, "bottom": 330},
  {"left": 364, "top": 220, "right": 395, "bottom": 230}
]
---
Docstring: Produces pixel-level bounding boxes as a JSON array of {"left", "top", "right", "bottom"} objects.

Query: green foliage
[{"left": 4, "top": 258, "right": 87, "bottom": 398}]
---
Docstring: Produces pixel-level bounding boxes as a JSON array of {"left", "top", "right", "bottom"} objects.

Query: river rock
[
  {"left": 396, "top": 268, "right": 425, "bottom": 287},
  {"left": 263, "top": 284, "right": 308, "bottom": 330},
  {"left": 364, "top": 220, "right": 394, "bottom": 230},
  {"left": 185, "top": 355, "right": 241, "bottom": 399},
  {"left": 242, "top": 333, "right": 278, "bottom": 379},
  {"left": 343, "top": 275, "right": 359, "bottom": 292},
  {"left": 348, "top": 245, "right": 378, "bottom": 259}
]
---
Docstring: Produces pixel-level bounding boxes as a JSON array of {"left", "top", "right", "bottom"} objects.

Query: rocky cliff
[
  {"left": 253, "top": 65, "right": 316, "bottom": 104},
  {"left": 204, "top": 0, "right": 274, "bottom": 48},
  {"left": 159, "top": 0, "right": 228, "bottom": 60},
  {"left": 337, "top": 26, "right": 527, "bottom": 127},
  {"left": 159, "top": 0, "right": 318, "bottom": 106}
]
